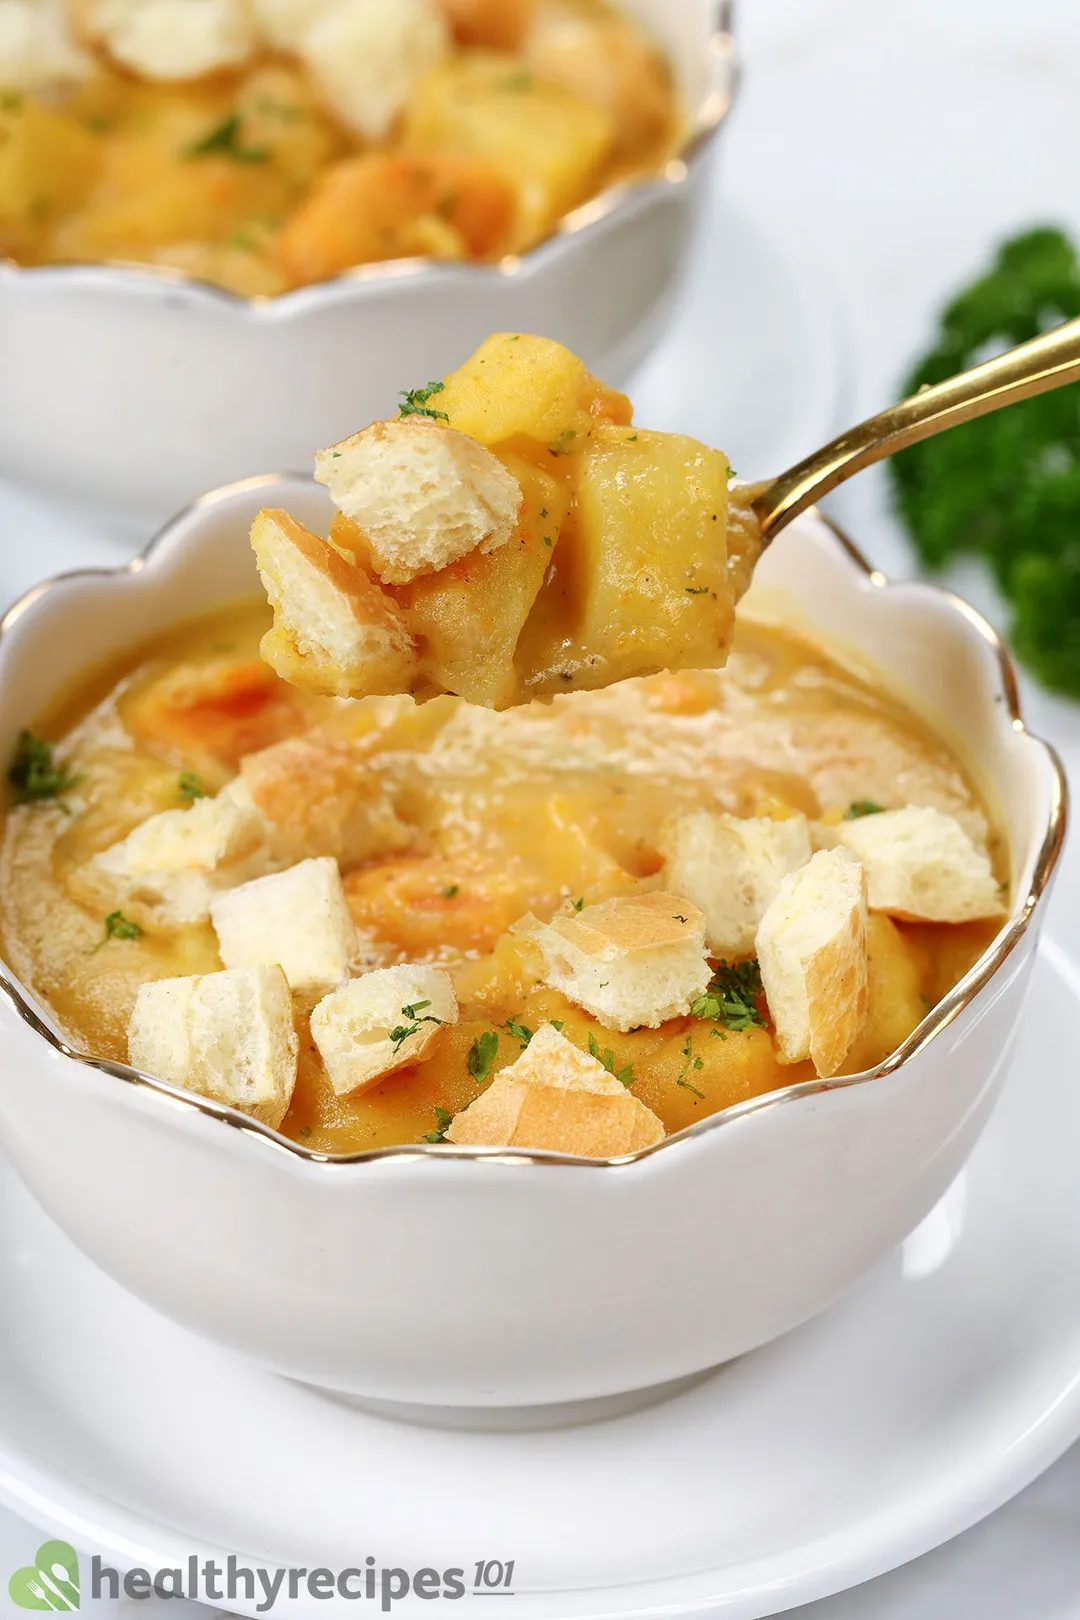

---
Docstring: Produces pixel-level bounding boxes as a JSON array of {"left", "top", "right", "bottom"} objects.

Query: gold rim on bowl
[{"left": 0, "top": 478, "right": 1066, "bottom": 1170}]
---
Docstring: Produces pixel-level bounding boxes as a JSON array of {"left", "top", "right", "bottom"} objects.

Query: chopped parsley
[
  {"left": 543, "top": 534, "right": 553, "bottom": 546},
  {"left": 0, "top": 91, "right": 22, "bottom": 112},
  {"left": 549, "top": 427, "right": 578, "bottom": 455},
  {"left": 685, "top": 585, "right": 709, "bottom": 595},
  {"left": 422, "top": 1106, "right": 454, "bottom": 1144},
  {"left": 184, "top": 113, "right": 269, "bottom": 164},
  {"left": 845, "top": 799, "right": 885, "bottom": 819},
  {"left": 676, "top": 1033, "right": 705, "bottom": 1097},
  {"left": 539, "top": 507, "right": 549, "bottom": 518},
  {"left": 467, "top": 1029, "right": 500, "bottom": 1085},
  {"left": 691, "top": 959, "right": 766, "bottom": 1031},
  {"left": 8, "top": 730, "right": 78, "bottom": 804},
  {"left": 442, "top": 883, "right": 460, "bottom": 898},
  {"left": 389, "top": 1000, "right": 447, "bottom": 1054},
  {"left": 550, "top": 1019, "right": 565, "bottom": 1032},
  {"left": 588, "top": 1031, "right": 635, "bottom": 1087},
  {"left": 502, "top": 1017, "right": 533, "bottom": 1050},
  {"left": 627, "top": 433, "right": 638, "bottom": 442},
  {"left": 91, "top": 910, "right": 143, "bottom": 953},
  {"left": 398, "top": 380, "right": 449, "bottom": 421},
  {"left": 570, "top": 896, "right": 584, "bottom": 912},
  {"left": 178, "top": 771, "right": 208, "bottom": 801}
]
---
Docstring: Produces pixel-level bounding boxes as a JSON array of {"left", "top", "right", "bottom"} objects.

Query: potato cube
[
  {"left": 403, "top": 51, "right": 614, "bottom": 247},
  {"left": 434, "top": 331, "right": 629, "bottom": 448},
  {"left": 516, "top": 424, "right": 732, "bottom": 693}
]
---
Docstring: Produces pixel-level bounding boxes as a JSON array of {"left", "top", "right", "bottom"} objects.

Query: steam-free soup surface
[{"left": 0, "top": 602, "right": 1003, "bottom": 1153}]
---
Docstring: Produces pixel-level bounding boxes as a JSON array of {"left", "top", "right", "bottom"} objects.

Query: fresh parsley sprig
[
  {"left": 184, "top": 113, "right": 269, "bottom": 164},
  {"left": 467, "top": 1029, "right": 500, "bottom": 1085},
  {"left": 502, "top": 1017, "right": 533, "bottom": 1050},
  {"left": 90, "top": 910, "right": 143, "bottom": 954},
  {"left": 422, "top": 1106, "right": 454, "bottom": 1144},
  {"left": 676, "top": 1033, "right": 705, "bottom": 1098},
  {"left": 845, "top": 799, "right": 885, "bottom": 819},
  {"left": 691, "top": 959, "right": 766, "bottom": 1032},
  {"left": 8, "top": 730, "right": 79, "bottom": 805},
  {"left": 398, "top": 381, "right": 449, "bottom": 422},
  {"left": 178, "top": 771, "right": 208, "bottom": 801},
  {"left": 587, "top": 1031, "right": 635, "bottom": 1087},
  {"left": 389, "top": 999, "right": 448, "bottom": 1054}
]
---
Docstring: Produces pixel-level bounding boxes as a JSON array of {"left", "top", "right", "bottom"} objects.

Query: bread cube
[
  {"left": 314, "top": 417, "right": 522, "bottom": 585},
  {"left": 227, "top": 734, "right": 410, "bottom": 866},
  {"left": 211, "top": 856, "right": 355, "bottom": 992},
  {"left": 71, "top": 0, "right": 255, "bottom": 79},
  {"left": 756, "top": 848, "right": 868, "bottom": 1078},
  {"left": 516, "top": 424, "right": 733, "bottom": 694},
  {"left": 0, "top": 0, "right": 92, "bottom": 91},
  {"left": 310, "top": 964, "right": 458, "bottom": 1095},
  {"left": 446, "top": 1022, "right": 664, "bottom": 1156},
  {"left": 300, "top": 0, "right": 449, "bottom": 140},
  {"left": 78, "top": 792, "right": 270, "bottom": 929},
  {"left": 128, "top": 964, "right": 298, "bottom": 1128},
  {"left": 403, "top": 50, "right": 614, "bottom": 246},
  {"left": 517, "top": 891, "right": 711, "bottom": 1032},
  {"left": 395, "top": 450, "right": 567, "bottom": 706},
  {"left": 831, "top": 805, "right": 1006, "bottom": 923},
  {"left": 251, "top": 508, "right": 417, "bottom": 700},
  {"left": 660, "top": 811, "right": 811, "bottom": 955}
]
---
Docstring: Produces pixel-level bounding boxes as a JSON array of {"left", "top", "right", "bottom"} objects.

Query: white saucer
[
  {"left": 0, "top": 183, "right": 845, "bottom": 603},
  {"left": 1, "top": 939, "right": 1079, "bottom": 1620}
]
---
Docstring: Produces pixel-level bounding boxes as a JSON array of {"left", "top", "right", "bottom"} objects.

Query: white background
[{"left": 4, "top": 0, "right": 1080, "bottom": 1614}]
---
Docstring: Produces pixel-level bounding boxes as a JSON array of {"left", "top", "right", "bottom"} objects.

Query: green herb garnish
[
  {"left": 389, "top": 1000, "right": 447, "bottom": 1053},
  {"left": 178, "top": 771, "right": 208, "bottom": 801},
  {"left": 676, "top": 1033, "right": 705, "bottom": 1097},
  {"left": 587, "top": 1031, "right": 635, "bottom": 1087},
  {"left": 890, "top": 226, "right": 1080, "bottom": 695},
  {"left": 8, "top": 730, "right": 78, "bottom": 804},
  {"left": 91, "top": 910, "right": 143, "bottom": 953},
  {"left": 422, "top": 1106, "right": 454, "bottom": 1144},
  {"left": 570, "top": 896, "right": 584, "bottom": 912},
  {"left": 398, "top": 381, "right": 449, "bottom": 421},
  {"left": 685, "top": 585, "right": 709, "bottom": 594},
  {"left": 442, "top": 883, "right": 460, "bottom": 897},
  {"left": 845, "top": 799, "right": 885, "bottom": 819},
  {"left": 184, "top": 113, "right": 269, "bottom": 163},
  {"left": 467, "top": 1029, "right": 500, "bottom": 1085},
  {"left": 502, "top": 1017, "right": 533, "bottom": 1050},
  {"left": 691, "top": 959, "right": 766, "bottom": 1031},
  {"left": 549, "top": 427, "right": 578, "bottom": 455}
]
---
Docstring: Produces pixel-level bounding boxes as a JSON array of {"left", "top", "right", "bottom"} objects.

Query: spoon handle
[{"left": 750, "top": 312, "right": 1080, "bottom": 541}]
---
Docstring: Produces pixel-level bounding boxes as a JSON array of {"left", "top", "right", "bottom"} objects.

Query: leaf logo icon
[{"left": 8, "top": 1542, "right": 80, "bottom": 1610}]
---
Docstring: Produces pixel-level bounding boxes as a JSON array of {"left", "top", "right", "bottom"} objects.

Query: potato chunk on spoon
[{"left": 251, "top": 319, "right": 1080, "bottom": 709}]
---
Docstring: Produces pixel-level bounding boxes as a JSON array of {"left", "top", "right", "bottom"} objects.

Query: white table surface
[{"left": 4, "top": 1, "right": 1080, "bottom": 1615}]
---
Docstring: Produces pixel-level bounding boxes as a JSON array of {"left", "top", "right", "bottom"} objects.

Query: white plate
[
  {"left": 0, "top": 940, "right": 1079, "bottom": 1620},
  {"left": 0, "top": 185, "right": 845, "bottom": 599}
]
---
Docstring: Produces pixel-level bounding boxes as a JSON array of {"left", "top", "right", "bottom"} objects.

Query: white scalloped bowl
[
  {"left": 0, "top": 480, "right": 1066, "bottom": 1416},
  {"left": 0, "top": 0, "right": 735, "bottom": 524}
]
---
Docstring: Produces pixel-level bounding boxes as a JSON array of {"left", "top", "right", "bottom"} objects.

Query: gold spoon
[{"left": 746, "top": 312, "right": 1080, "bottom": 541}]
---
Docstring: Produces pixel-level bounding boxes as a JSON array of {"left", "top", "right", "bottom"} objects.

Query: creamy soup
[{"left": 0, "top": 601, "right": 1004, "bottom": 1155}]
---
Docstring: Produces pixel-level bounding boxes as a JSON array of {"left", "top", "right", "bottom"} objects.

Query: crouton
[
  {"left": 0, "top": 0, "right": 92, "bottom": 89},
  {"left": 446, "top": 1022, "right": 664, "bottom": 1156},
  {"left": 127, "top": 964, "right": 298, "bottom": 1128},
  {"left": 660, "top": 810, "right": 812, "bottom": 955},
  {"left": 829, "top": 805, "right": 1006, "bottom": 923},
  {"left": 756, "top": 848, "right": 868, "bottom": 1078},
  {"left": 299, "top": 0, "right": 449, "bottom": 140},
  {"left": 74, "top": 792, "right": 271, "bottom": 930},
  {"left": 70, "top": 0, "right": 254, "bottom": 79},
  {"left": 309, "top": 963, "right": 457, "bottom": 1095},
  {"left": 314, "top": 417, "right": 523, "bottom": 585},
  {"left": 211, "top": 856, "right": 355, "bottom": 992},
  {"left": 515, "top": 891, "right": 711, "bottom": 1032},
  {"left": 226, "top": 734, "right": 411, "bottom": 866},
  {"left": 250, "top": 508, "right": 417, "bottom": 700},
  {"left": 249, "top": 0, "right": 335, "bottom": 50}
]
